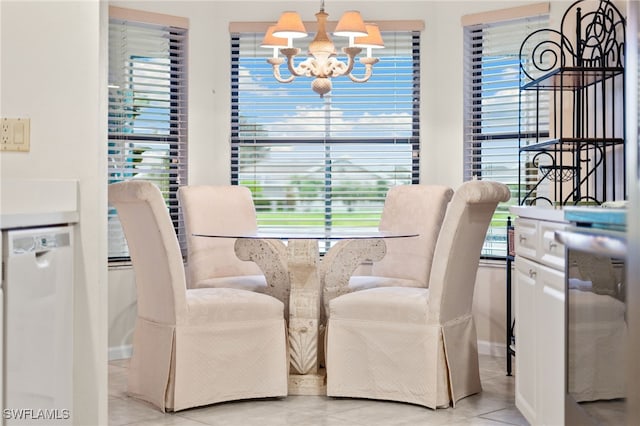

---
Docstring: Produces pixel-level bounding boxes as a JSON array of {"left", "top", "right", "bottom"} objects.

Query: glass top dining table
[
  {"left": 193, "top": 228, "right": 418, "bottom": 395},
  {"left": 193, "top": 228, "right": 417, "bottom": 240}
]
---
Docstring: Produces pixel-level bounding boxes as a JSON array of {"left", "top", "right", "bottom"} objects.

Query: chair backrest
[
  {"left": 108, "top": 180, "right": 187, "bottom": 324},
  {"left": 426, "top": 180, "right": 511, "bottom": 324},
  {"left": 178, "top": 185, "right": 262, "bottom": 286},
  {"left": 371, "top": 184, "right": 454, "bottom": 285}
]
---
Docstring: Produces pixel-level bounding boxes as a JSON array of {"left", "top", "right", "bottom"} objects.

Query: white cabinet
[
  {"left": 513, "top": 212, "right": 567, "bottom": 426},
  {"left": 514, "top": 256, "right": 537, "bottom": 420},
  {"left": 535, "top": 261, "right": 565, "bottom": 423}
]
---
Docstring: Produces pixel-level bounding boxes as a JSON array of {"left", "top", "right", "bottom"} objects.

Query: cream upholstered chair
[
  {"left": 109, "top": 181, "right": 288, "bottom": 412},
  {"left": 322, "top": 184, "right": 454, "bottom": 318},
  {"left": 325, "top": 180, "right": 511, "bottom": 408},
  {"left": 178, "top": 185, "right": 289, "bottom": 314}
]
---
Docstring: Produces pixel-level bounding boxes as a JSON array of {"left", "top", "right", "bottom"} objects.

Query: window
[
  {"left": 108, "top": 8, "right": 188, "bottom": 259},
  {"left": 230, "top": 26, "right": 421, "bottom": 249},
  {"left": 463, "top": 4, "right": 549, "bottom": 257}
]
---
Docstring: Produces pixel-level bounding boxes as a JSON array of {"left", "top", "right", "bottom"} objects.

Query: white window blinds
[
  {"left": 230, "top": 31, "right": 420, "bottom": 240},
  {"left": 108, "top": 10, "right": 188, "bottom": 259},
  {"left": 463, "top": 10, "right": 549, "bottom": 257}
]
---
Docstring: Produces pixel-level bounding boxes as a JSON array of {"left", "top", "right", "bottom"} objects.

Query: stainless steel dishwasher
[
  {"left": 2, "top": 226, "right": 73, "bottom": 425},
  {"left": 556, "top": 207, "right": 627, "bottom": 426}
]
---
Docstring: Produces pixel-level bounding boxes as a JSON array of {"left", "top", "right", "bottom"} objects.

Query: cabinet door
[
  {"left": 515, "top": 256, "right": 537, "bottom": 424},
  {"left": 536, "top": 263, "right": 565, "bottom": 426}
]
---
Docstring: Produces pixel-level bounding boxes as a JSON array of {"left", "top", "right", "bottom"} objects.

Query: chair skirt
[
  {"left": 325, "top": 287, "right": 481, "bottom": 409},
  {"left": 128, "top": 315, "right": 288, "bottom": 412}
]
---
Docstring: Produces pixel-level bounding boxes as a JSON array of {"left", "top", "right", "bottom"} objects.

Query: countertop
[
  {"left": 509, "top": 205, "right": 627, "bottom": 231},
  {"left": 0, "top": 211, "right": 79, "bottom": 230},
  {"left": 509, "top": 205, "right": 567, "bottom": 223},
  {"left": 563, "top": 206, "right": 627, "bottom": 230}
]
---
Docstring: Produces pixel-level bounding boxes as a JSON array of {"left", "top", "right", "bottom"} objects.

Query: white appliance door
[{"left": 3, "top": 226, "right": 73, "bottom": 425}]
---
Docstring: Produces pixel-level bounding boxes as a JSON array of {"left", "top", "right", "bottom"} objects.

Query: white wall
[{"left": 0, "top": 1, "right": 108, "bottom": 425}]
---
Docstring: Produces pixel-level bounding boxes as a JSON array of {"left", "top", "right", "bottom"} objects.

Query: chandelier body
[{"left": 263, "top": 2, "right": 383, "bottom": 97}]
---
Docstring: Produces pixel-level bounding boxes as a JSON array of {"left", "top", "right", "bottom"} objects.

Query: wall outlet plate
[{"left": 1, "top": 118, "right": 30, "bottom": 152}]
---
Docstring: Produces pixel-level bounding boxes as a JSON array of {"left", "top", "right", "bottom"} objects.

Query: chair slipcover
[
  {"left": 109, "top": 181, "right": 288, "bottom": 412},
  {"left": 326, "top": 180, "right": 511, "bottom": 408},
  {"left": 178, "top": 185, "right": 289, "bottom": 313},
  {"left": 322, "top": 184, "right": 454, "bottom": 318}
]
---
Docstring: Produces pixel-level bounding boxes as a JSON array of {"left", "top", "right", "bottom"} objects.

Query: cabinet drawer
[
  {"left": 515, "top": 218, "right": 537, "bottom": 260},
  {"left": 538, "top": 220, "right": 566, "bottom": 271}
]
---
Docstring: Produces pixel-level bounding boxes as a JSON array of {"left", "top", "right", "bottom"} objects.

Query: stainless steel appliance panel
[{"left": 558, "top": 228, "right": 627, "bottom": 426}]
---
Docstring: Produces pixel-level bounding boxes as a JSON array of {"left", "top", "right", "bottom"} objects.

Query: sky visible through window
[
  {"left": 235, "top": 32, "right": 416, "bottom": 140},
  {"left": 478, "top": 54, "right": 522, "bottom": 181}
]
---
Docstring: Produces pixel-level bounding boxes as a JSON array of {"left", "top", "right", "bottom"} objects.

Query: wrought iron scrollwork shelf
[
  {"left": 517, "top": 0, "right": 626, "bottom": 207},
  {"left": 539, "top": 164, "right": 577, "bottom": 183}
]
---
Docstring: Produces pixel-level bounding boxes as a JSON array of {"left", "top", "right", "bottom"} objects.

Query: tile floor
[{"left": 109, "top": 355, "right": 529, "bottom": 426}]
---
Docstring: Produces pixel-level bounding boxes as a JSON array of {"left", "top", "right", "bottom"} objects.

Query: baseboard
[
  {"left": 477, "top": 340, "right": 507, "bottom": 358},
  {"left": 109, "top": 345, "right": 132, "bottom": 361}
]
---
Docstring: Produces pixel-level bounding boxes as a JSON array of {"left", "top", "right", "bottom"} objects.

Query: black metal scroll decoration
[
  {"left": 563, "top": 144, "right": 605, "bottom": 205},
  {"left": 519, "top": 0, "right": 626, "bottom": 84},
  {"left": 519, "top": 28, "right": 566, "bottom": 83},
  {"left": 563, "top": 0, "right": 626, "bottom": 68},
  {"left": 521, "top": 151, "right": 558, "bottom": 206}
]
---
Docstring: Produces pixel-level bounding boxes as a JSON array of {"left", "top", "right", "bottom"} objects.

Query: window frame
[
  {"left": 462, "top": 4, "right": 550, "bottom": 258},
  {"left": 229, "top": 26, "right": 422, "bottom": 246},
  {"left": 107, "top": 7, "right": 189, "bottom": 260}
]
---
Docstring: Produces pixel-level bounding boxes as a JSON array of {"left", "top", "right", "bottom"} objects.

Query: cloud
[
  {"left": 260, "top": 106, "right": 412, "bottom": 138},
  {"left": 238, "top": 65, "right": 294, "bottom": 97}
]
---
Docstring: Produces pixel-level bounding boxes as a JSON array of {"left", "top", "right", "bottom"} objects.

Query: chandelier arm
[
  {"left": 280, "top": 48, "right": 309, "bottom": 78},
  {"left": 267, "top": 58, "right": 296, "bottom": 83},
  {"left": 340, "top": 47, "right": 362, "bottom": 76},
  {"left": 347, "top": 57, "right": 380, "bottom": 83}
]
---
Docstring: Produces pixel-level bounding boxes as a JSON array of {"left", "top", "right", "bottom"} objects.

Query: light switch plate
[{"left": 1, "top": 118, "right": 30, "bottom": 152}]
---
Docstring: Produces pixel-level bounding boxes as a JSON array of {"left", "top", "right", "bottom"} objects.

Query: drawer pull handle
[
  {"left": 549, "top": 241, "right": 557, "bottom": 250},
  {"left": 519, "top": 235, "right": 527, "bottom": 243},
  {"left": 528, "top": 269, "right": 537, "bottom": 278}
]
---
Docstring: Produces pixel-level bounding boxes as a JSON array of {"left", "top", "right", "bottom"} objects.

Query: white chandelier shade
[{"left": 261, "top": 1, "right": 384, "bottom": 97}]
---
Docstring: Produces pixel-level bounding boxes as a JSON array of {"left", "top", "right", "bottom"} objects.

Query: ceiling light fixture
[{"left": 261, "top": 0, "right": 384, "bottom": 97}]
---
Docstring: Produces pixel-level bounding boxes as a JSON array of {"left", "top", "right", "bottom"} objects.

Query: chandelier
[{"left": 261, "top": 0, "right": 384, "bottom": 97}]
